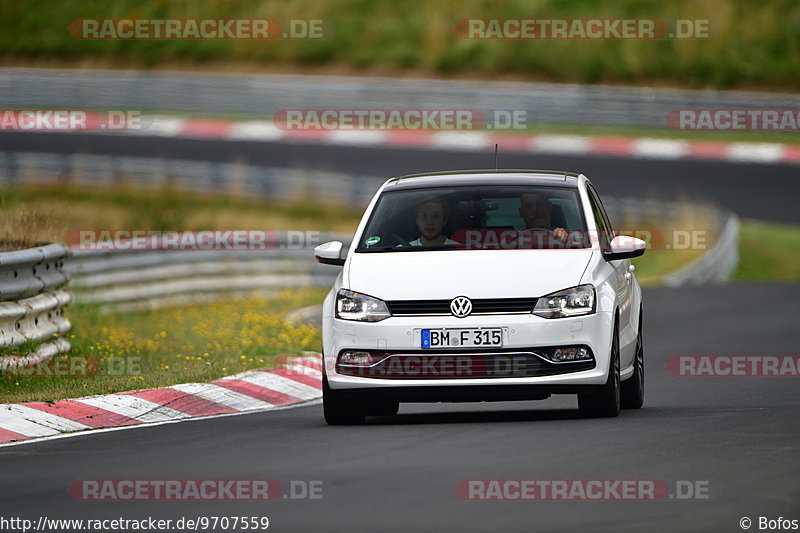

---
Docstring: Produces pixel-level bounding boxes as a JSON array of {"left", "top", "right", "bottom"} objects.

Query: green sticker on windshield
[{"left": 365, "top": 236, "right": 381, "bottom": 246}]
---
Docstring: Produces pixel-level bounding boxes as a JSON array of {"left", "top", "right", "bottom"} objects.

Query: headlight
[
  {"left": 533, "top": 284, "right": 596, "bottom": 319},
  {"left": 335, "top": 289, "right": 391, "bottom": 322}
]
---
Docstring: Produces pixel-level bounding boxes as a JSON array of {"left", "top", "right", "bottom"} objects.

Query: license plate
[{"left": 421, "top": 328, "right": 503, "bottom": 349}]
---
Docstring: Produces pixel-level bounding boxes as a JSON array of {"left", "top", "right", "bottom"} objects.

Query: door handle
[
  {"left": 629, "top": 264, "right": 636, "bottom": 272},
  {"left": 624, "top": 272, "right": 632, "bottom": 280}
]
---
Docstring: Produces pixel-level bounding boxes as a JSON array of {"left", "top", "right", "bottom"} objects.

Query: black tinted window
[{"left": 355, "top": 185, "right": 589, "bottom": 251}]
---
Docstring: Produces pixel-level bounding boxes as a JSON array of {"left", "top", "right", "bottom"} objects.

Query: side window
[
  {"left": 586, "top": 186, "right": 613, "bottom": 250},
  {"left": 591, "top": 187, "right": 615, "bottom": 236}
]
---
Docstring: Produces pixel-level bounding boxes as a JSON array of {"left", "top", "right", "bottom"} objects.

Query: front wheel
[
  {"left": 323, "top": 375, "right": 365, "bottom": 425},
  {"left": 578, "top": 317, "right": 621, "bottom": 418}
]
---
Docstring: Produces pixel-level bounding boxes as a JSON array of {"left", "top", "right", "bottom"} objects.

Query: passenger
[{"left": 409, "top": 196, "right": 457, "bottom": 246}]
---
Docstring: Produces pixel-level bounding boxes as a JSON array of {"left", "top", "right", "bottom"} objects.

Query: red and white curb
[
  {"left": 0, "top": 355, "right": 322, "bottom": 446},
  {"left": 116, "top": 116, "right": 800, "bottom": 165}
]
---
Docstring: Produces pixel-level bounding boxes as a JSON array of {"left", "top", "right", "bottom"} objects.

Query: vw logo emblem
[{"left": 450, "top": 296, "right": 472, "bottom": 318}]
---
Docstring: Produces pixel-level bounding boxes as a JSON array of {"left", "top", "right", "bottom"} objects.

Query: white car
[{"left": 315, "top": 170, "right": 646, "bottom": 424}]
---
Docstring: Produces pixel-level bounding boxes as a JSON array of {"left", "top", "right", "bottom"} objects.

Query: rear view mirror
[
  {"left": 314, "top": 241, "right": 345, "bottom": 266},
  {"left": 603, "top": 235, "right": 647, "bottom": 261},
  {"left": 458, "top": 199, "right": 499, "bottom": 211}
]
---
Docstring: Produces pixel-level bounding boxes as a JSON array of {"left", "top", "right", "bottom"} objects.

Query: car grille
[
  {"left": 337, "top": 351, "right": 595, "bottom": 379},
  {"left": 386, "top": 297, "right": 539, "bottom": 316}
]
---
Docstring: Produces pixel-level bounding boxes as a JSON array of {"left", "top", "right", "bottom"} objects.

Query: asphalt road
[
  {"left": 2, "top": 282, "right": 798, "bottom": 533},
  {"left": 1, "top": 131, "right": 798, "bottom": 223}
]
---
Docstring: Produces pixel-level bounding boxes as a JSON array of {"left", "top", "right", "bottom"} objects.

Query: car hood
[{"left": 345, "top": 249, "right": 594, "bottom": 300}]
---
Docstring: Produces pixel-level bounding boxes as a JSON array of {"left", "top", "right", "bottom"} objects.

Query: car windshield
[{"left": 355, "top": 185, "right": 590, "bottom": 252}]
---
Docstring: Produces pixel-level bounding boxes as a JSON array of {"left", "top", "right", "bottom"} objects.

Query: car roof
[{"left": 385, "top": 169, "right": 582, "bottom": 190}]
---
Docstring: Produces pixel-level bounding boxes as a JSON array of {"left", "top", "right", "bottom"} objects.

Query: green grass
[
  {"left": 631, "top": 249, "right": 705, "bottom": 286},
  {"left": 734, "top": 220, "right": 800, "bottom": 281},
  {"left": 1, "top": 0, "right": 799, "bottom": 90},
  {"left": 621, "top": 205, "right": 719, "bottom": 285},
  {"left": 0, "top": 289, "right": 326, "bottom": 403},
  {"left": 628, "top": 218, "right": 800, "bottom": 285}
]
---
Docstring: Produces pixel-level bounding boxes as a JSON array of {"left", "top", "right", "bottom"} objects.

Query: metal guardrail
[
  {"left": 604, "top": 197, "right": 741, "bottom": 285},
  {"left": 67, "top": 232, "right": 349, "bottom": 312},
  {"left": 0, "top": 152, "right": 385, "bottom": 208},
  {"left": 2, "top": 68, "right": 798, "bottom": 128},
  {"left": 0, "top": 243, "right": 71, "bottom": 300},
  {"left": 664, "top": 212, "right": 740, "bottom": 286},
  {"left": 0, "top": 243, "right": 72, "bottom": 367}
]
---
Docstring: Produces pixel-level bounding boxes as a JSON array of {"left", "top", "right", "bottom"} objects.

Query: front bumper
[{"left": 324, "top": 311, "right": 614, "bottom": 393}]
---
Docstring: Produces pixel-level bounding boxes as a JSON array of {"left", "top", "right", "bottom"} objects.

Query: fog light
[
  {"left": 338, "top": 351, "right": 374, "bottom": 365},
  {"left": 551, "top": 347, "right": 592, "bottom": 362}
]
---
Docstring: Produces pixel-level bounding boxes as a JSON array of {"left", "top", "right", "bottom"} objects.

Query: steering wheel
[{"left": 392, "top": 232, "right": 412, "bottom": 247}]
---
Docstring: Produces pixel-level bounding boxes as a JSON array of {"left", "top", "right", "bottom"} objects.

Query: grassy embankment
[
  {"left": 1, "top": 0, "right": 799, "bottom": 91},
  {"left": 0, "top": 184, "right": 355, "bottom": 402},
  {"left": 0, "top": 291, "right": 326, "bottom": 404}
]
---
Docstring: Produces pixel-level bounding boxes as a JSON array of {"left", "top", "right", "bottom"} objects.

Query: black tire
[
  {"left": 323, "top": 375, "right": 365, "bottom": 425},
  {"left": 578, "top": 316, "right": 621, "bottom": 418},
  {"left": 621, "top": 306, "right": 645, "bottom": 409}
]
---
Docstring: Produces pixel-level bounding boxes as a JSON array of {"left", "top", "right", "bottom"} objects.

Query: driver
[
  {"left": 519, "top": 193, "right": 568, "bottom": 242},
  {"left": 409, "top": 196, "right": 457, "bottom": 246}
]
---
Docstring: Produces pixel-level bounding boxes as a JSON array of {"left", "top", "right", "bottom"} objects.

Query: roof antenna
[{"left": 494, "top": 143, "right": 499, "bottom": 169}]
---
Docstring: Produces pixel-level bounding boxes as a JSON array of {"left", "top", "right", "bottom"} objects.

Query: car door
[{"left": 586, "top": 185, "right": 633, "bottom": 343}]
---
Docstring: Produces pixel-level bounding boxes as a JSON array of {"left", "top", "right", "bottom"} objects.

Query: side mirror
[
  {"left": 314, "top": 241, "right": 345, "bottom": 266},
  {"left": 603, "top": 235, "right": 647, "bottom": 261}
]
